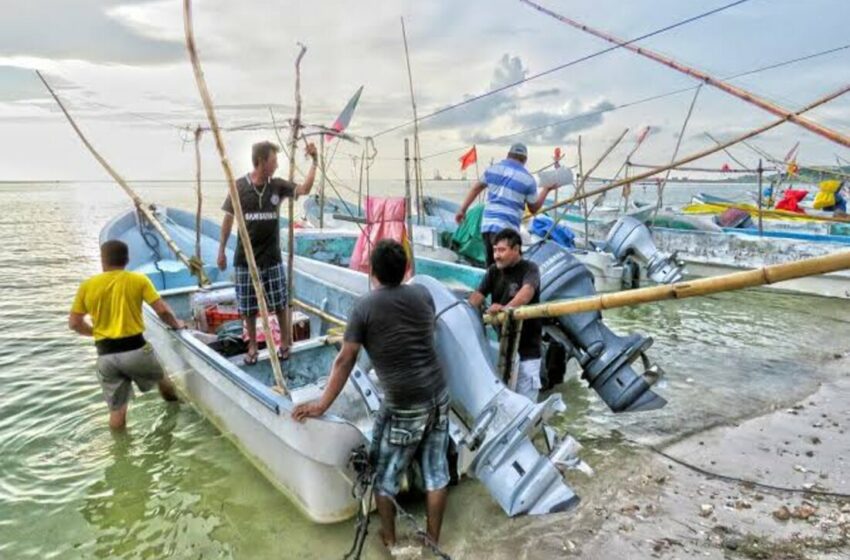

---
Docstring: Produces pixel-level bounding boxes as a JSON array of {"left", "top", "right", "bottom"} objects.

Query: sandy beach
[{"left": 447, "top": 352, "right": 850, "bottom": 560}]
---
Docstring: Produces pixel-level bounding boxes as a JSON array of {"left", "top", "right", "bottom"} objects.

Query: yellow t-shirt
[{"left": 71, "top": 271, "right": 161, "bottom": 341}]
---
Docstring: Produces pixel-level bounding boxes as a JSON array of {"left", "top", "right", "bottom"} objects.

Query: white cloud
[{"left": 0, "top": 0, "right": 848, "bottom": 182}]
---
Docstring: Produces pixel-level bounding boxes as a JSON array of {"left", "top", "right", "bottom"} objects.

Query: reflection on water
[{"left": 0, "top": 182, "right": 848, "bottom": 558}]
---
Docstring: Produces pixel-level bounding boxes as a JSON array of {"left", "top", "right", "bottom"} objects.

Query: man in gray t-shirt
[{"left": 292, "top": 239, "right": 450, "bottom": 550}]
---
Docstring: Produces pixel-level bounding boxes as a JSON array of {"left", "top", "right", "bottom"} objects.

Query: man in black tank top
[
  {"left": 292, "top": 240, "right": 450, "bottom": 549},
  {"left": 469, "top": 228, "right": 543, "bottom": 402}
]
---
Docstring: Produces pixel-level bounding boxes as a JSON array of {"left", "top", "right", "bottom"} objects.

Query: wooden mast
[
  {"left": 401, "top": 17, "right": 425, "bottom": 224},
  {"left": 183, "top": 0, "right": 286, "bottom": 393},
  {"left": 37, "top": 71, "right": 209, "bottom": 287},
  {"left": 285, "top": 44, "right": 308, "bottom": 354}
]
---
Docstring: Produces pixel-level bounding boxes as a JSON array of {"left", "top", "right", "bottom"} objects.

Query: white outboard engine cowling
[
  {"left": 604, "top": 216, "right": 684, "bottom": 285},
  {"left": 412, "top": 275, "right": 587, "bottom": 516}
]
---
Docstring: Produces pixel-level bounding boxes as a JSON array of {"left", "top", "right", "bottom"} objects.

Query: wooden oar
[
  {"left": 36, "top": 71, "right": 210, "bottom": 286},
  {"left": 183, "top": 0, "right": 287, "bottom": 394},
  {"left": 486, "top": 250, "right": 850, "bottom": 324},
  {"left": 524, "top": 84, "right": 850, "bottom": 222}
]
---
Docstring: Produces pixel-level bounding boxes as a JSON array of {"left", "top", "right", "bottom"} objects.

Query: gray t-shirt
[{"left": 344, "top": 284, "right": 446, "bottom": 408}]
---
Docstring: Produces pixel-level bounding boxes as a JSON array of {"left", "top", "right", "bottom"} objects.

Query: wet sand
[{"left": 391, "top": 353, "right": 850, "bottom": 560}]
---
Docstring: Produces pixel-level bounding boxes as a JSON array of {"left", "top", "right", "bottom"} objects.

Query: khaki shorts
[{"left": 95, "top": 343, "right": 165, "bottom": 411}]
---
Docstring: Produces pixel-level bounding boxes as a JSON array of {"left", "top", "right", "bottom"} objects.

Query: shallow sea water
[{"left": 0, "top": 181, "right": 848, "bottom": 559}]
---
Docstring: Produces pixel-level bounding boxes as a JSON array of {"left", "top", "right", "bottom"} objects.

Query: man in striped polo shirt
[{"left": 455, "top": 143, "right": 555, "bottom": 266}]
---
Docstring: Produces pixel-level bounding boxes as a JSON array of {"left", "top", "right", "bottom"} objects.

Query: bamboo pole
[
  {"left": 183, "top": 0, "right": 286, "bottom": 393},
  {"left": 291, "top": 299, "right": 346, "bottom": 328},
  {"left": 357, "top": 145, "right": 366, "bottom": 215},
  {"left": 318, "top": 134, "right": 326, "bottom": 228},
  {"left": 404, "top": 138, "right": 416, "bottom": 274},
  {"left": 401, "top": 17, "right": 424, "bottom": 224},
  {"left": 37, "top": 71, "right": 209, "bottom": 286},
  {"left": 543, "top": 128, "right": 628, "bottom": 243},
  {"left": 486, "top": 249, "right": 850, "bottom": 324},
  {"left": 757, "top": 159, "right": 764, "bottom": 236},
  {"left": 519, "top": 0, "right": 850, "bottom": 150},
  {"left": 193, "top": 125, "right": 203, "bottom": 262},
  {"left": 286, "top": 45, "right": 308, "bottom": 355},
  {"left": 526, "top": 85, "right": 850, "bottom": 222},
  {"left": 611, "top": 126, "right": 651, "bottom": 184},
  {"left": 577, "top": 137, "right": 587, "bottom": 246},
  {"left": 630, "top": 163, "right": 753, "bottom": 173},
  {"left": 652, "top": 85, "right": 701, "bottom": 223}
]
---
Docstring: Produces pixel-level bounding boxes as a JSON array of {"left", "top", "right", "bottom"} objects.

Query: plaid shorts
[
  {"left": 235, "top": 263, "right": 288, "bottom": 317},
  {"left": 370, "top": 391, "right": 450, "bottom": 497}
]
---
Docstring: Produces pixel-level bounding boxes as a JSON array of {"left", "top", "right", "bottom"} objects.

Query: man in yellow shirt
[{"left": 69, "top": 240, "right": 185, "bottom": 430}]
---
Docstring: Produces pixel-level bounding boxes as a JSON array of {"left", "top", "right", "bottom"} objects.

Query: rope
[
  {"left": 342, "top": 444, "right": 453, "bottom": 559},
  {"left": 371, "top": 0, "right": 751, "bottom": 138},
  {"left": 139, "top": 217, "right": 167, "bottom": 288},
  {"left": 630, "top": 440, "right": 850, "bottom": 499},
  {"left": 416, "top": 42, "right": 850, "bottom": 162},
  {"left": 343, "top": 448, "right": 375, "bottom": 560}
]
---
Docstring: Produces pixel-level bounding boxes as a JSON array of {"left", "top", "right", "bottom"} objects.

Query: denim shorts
[{"left": 370, "top": 391, "right": 450, "bottom": 497}]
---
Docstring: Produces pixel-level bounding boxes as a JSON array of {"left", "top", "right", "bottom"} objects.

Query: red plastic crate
[{"left": 205, "top": 306, "right": 241, "bottom": 332}]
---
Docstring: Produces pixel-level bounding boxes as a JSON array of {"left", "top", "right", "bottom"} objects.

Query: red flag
[
  {"left": 720, "top": 163, "right": 731, "bottom": 172},
  {"left": 459, "top": 145, "right": 477, "bottom": 171},
  {"left": 553, "top": 147, "right": 562, "bottom": 168}
]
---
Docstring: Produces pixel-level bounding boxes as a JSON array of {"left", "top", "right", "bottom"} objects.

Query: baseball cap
[{"left": 508, "top": 143, "right": 528, "bottom": 157}]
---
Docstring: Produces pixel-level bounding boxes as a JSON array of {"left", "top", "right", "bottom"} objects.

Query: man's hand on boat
[
  {"left": 291, "top": 401, "right": 327, "bottom": 422},
  {"left": 217, "top": 249, "right": 227, "bottom": 271}
]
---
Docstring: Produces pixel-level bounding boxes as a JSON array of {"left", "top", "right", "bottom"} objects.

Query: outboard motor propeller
[
  {"left": 526, "top": 241, "right": 667, "bottom": 413},
  {"left": 604, "top": 216, "right": 685, "bottom": 285}
]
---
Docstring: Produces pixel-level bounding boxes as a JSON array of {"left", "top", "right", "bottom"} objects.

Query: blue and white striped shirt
[{"left": 479, "top": 158, "right": 537, "bottom": 234}]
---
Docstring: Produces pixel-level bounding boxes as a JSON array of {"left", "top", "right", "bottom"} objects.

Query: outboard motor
[
  {"left": 526, "top": 241, "right": 666, "bottom": 412},
  {"left": 604, "top": 216, "right": 684, "bottom": 285},
  {"left": 411, "top": 276, "right": 590, "bottom": 516}
]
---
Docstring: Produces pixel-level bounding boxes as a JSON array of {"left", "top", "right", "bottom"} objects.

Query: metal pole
[{"left": 757, "top": 159, "right": 764, "bottom": 237}]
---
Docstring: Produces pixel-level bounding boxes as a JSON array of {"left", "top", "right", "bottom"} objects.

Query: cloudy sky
[{"left": 1, "top": 0, "right": 848, "bottom": 182}]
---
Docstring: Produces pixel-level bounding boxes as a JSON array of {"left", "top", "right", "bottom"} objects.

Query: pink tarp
[{"left": 349, "top": 196, "right": 411, "bottom": 274}]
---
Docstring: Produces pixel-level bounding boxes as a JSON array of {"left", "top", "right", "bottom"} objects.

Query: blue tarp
[{"left": 530, "top": 215, "right": 576, "bottom": 249}]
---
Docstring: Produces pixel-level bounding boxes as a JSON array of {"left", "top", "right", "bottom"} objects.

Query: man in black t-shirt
[
  {"left": 217, "top": 140, "right": 318, "bottom": 364},
  {"left": 469, "top": 228, "right": 543, "bottom": 402},
  {"left": 292, "top": 240, "right": 450, "bottom": 550}
]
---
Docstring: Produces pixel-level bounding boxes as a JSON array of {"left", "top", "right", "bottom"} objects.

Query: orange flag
[{"left": 459, "top": 145, "right": 477, "bottom": 171}]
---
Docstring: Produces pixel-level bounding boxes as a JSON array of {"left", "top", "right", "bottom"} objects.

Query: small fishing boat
[
  {"left": 308, "top": 194, "right": 683, "bottom": 291},
  {"left": 103, "top": 205, "right": 658, "bottom": 523}
]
